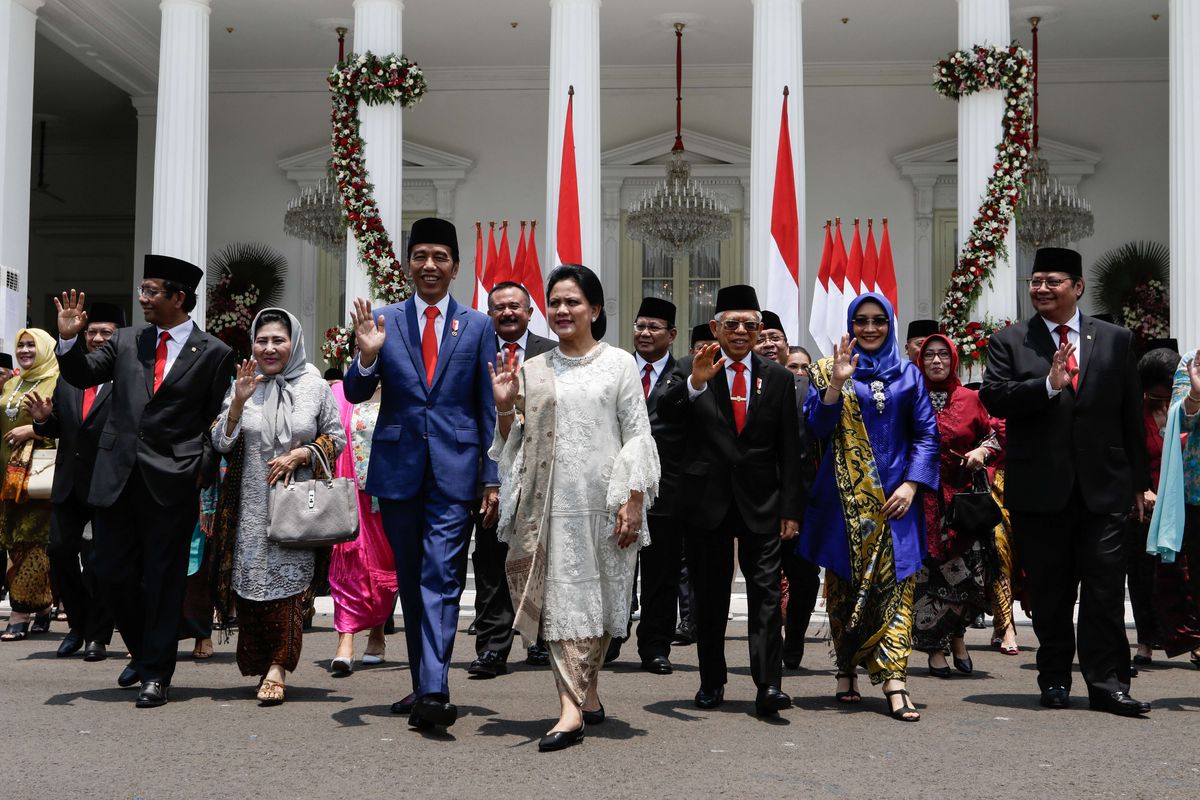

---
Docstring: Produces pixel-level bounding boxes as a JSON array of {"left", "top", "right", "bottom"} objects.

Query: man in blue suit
[{"left": 344, "top": 217, "right": 499, "bottom": 730}]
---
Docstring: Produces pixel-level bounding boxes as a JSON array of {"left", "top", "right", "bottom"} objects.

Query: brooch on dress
[{"left": 870, "top": 380, "right": 886, "bottom": 413}]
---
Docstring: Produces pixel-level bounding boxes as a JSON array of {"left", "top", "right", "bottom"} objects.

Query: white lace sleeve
[
  {"left": 607, "top": 355, "right": 661, "bottom": 547},
  {"left": 211, "top": 383, "right": 240, "bottom": 454},
  {"left": 489, "top": 405, "right": 525, "bottom": 544}
]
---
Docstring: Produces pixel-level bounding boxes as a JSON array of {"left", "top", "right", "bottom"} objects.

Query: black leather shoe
[
  {"left": 526, "top": 643, "right": 550, "bottom": 667},
  {"left": 1088, "top": 690, "right": 1151, "bottom": 717},
  {"left": 641, "top": 655, "right": 672, "bottom": 675},
  {"left": 538, "top": 723, "right": 585, "bottom": 752},
  {"left": 755, "top": 685, "right": 792, "bottom": 716},
  {"left": 135, "top": 680, "right": 169, "bottom": 708},
  {"left": 117, "top": 665, "right": 140, "bottom": 688},
  {"left": 390, "top": 692, "right": 416, "bottom": 715},
  {"left": 83, "top": 641, "right": 108, "bottom": 662},
  {"left": 1039, "top": 686, "right": 1070, "bottom": 709},
  {"left": 672, "top": 622, "right": 695, "bottom": 646},
  {"left": 57, "top": 631, "right": 84, "bottom": 658},
  {"left": 953, "top": 654, "right": 973, "bottom": 675},
  {"left": 582, "top": 703, "right": 605, "bottom": 725},
  {"left": 694, "top": 686, "right": 724, "bottom": 709},
  {"left": 468, "top": 650, "right": 508, "bottom": 678},
  {"left": 409, "top": 694, "right": 458, "bottom": 728}
]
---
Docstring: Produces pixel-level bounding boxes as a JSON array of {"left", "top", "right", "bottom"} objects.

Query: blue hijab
[{"left": 847, "top": 292, "right": 902, "bottom": 383}]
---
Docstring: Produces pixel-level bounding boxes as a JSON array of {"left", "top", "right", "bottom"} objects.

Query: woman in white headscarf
[{"left": 211, "top": 308, "right": 344, "bottom": 705}]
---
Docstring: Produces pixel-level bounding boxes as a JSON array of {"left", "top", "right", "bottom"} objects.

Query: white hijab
[{"left": 251, "top": 308, "right": 312, "bottom": 455}]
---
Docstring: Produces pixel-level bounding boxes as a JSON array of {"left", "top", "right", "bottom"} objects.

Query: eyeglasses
[
  {"left": 922, "top": 351, "right": 953, "bottom": 363},
  {"left": 852, "top": 316, "right": 890, "bottom": 328},
  {"left": 409, "top": 252, "right": 453, "bottom": 267},
  {"left": 137, "top": 286, "right": 167, "bottom": 298},
  {"left": 757, "top": 333, "right": 787, "bottom": 344},
  {"left": 633, "top": 323, "right": 670, "bottom": 333},
  {"left": 1028, "top": 277, "right": 1070, "bottom": 289},
  {"left": 718, "top": 319, "right": 761, "bottom": 332}
]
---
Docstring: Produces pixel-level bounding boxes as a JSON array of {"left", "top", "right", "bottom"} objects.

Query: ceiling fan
[{"left": 32, "top": 120, "right": 66, "bottom": 204}]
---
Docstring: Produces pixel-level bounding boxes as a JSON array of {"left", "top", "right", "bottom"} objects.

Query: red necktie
[
  {"left": 422, "top": 306, "right": 440, "bottom": 387},
  {"left": 642, "top": 364, "right": 654, "bottom": 399},
  {"left": 504, "top": 341, "right": 520, "bottom": 370},
  {"left": 730, "top": 362, "right": 747, "bottom": 433},
  {"left": 1055, "top": 324, "right": 1078, "bottom": 392},
  {"left": 153, "top": 330, "right": 171, "bottom": 393},
  {"left": 81, "top": 386, "right": 97, "bottom": 420}
]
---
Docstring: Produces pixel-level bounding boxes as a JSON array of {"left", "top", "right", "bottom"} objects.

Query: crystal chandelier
[
  {"left": 626, "top": 23, "right": 731, "bottom": 257},
  {"left": 283, "top": 172, "right": 346, "bottom": 253},
  {"left": 1017, "top": 16, "right": 1094, "bottom": 251}
]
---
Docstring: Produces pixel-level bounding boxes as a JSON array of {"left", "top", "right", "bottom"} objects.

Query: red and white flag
[
  {"left": 513, "top": 221, "right": 528, "bottom": 287},
  {"left": 471, "top": 222, "right": 487, "bottom": 312},
  {"left": 825, "top": 219, "right": 848, "bottom": 348},
  {"left": 494, "top": 221, "right": 513, "bottom": 286},
  {"left": 524, "top": 220, "right": 551, "bottom": 338},
  {"left": 483, "top": 221, "right": 499, "bottom": 297},
  {"left": 808, "top": 221, "right": 833, "bottom": 356},
  {"left": 555, "top": 87, "right": 583, "bottom": 267},
  {"left": 862, "top": 218, "right": 879, "bottom": 296},
  {"left": 877, "top": 218, "right": 899, "bottom": 316},
  {"left": 766, "top": 88, "right": 801, "bottom": 342},
  {"left": 845, "top": 219, "right": 864, "bottom": 301}
]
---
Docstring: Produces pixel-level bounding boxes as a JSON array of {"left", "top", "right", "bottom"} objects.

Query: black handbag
[{"left": 943, "top": 469, "right": 1003, "bottom": 537}]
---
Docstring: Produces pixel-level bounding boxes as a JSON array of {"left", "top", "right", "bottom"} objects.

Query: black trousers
[
  {"left": 636, "top": 513, "right": 684, "bottom": 660},
  {"left": 686, "top": 504, "right": 783, "bottom": 690},
  {"left": 781, "top": 549, "right": 820, "bottom": 664},
  {"left": 91, "top": 468, "right": 198, "bottom": 684},
  {"left": 1012, "top": 487, "right": 1131, "bottom": 694},
  {"left": 48, "top": 492, "right": 114, "bottom": 645},
  {"left": 1123, "top": 517, "right": 1159, "bottom": 647},
  {"left": 468, "top": 511, "right": 515, "bottom": 659}
]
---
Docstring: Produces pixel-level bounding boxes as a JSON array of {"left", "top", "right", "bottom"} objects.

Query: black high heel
[
  {"left": 953, "top": 654, "right": 973, "bottom": 675},
  {"left": 927, "top": 655, "right": 953, "bottom": 679},
  {"left": 1, "top": 622, "right": 30, "bottom": 642},
  {"left": 30, "top": 612, "right": 51, "bottom": 634}
]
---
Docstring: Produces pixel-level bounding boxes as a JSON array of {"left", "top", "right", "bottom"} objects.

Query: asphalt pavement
[{"left": 1, "top": 615, "right": 1197, "bottom": 800}]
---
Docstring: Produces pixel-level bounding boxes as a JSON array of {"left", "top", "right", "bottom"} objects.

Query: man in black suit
[
  {"left": 981, "top": 247, "right": 1151, "bottom": 717},
  {"left": 54, "top": 256, "right": 236, "bottom": 708},
  {"left": 28, "top": 303, "right": 126, "bottom": 662},
  {"left": 658, "top": 285, "right": 803, "bottom": 716},
  {"left": 465, "top": 281, "right": 556, "bottom": 679},
  {"left": 628, "top": 297, "right": 686, "bottom": 675}
]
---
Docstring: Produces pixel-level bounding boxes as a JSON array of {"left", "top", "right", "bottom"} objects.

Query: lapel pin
[
  {"left": 756, "top": 377, "right": 762, "bottom": 395},
  {"left": 451, "top": 319, "right": 459, "bottom": 337},
  {"left": 191, "top": 346, "right": 198, "bottom": 352},
  {"left": 1086, "top": 334, "right": 1092, "bottom": 340}
]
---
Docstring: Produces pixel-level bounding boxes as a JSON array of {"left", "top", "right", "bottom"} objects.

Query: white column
[
  {"left": 956, "top": 0, "right": 1015, "bottom": 322},
  {"left": 0, "top": 0, "right": 42, "bottom": 351},
  {"left": 346, "top": 0, "right": 403, "bottom": 306},
  {"left": 545, "top": 0, "right": 601, "bottom": 274},
  {"left": 750, "top": 0, "right": 805, "bottom": 314},
  {"left": 131, "top": 95, "right": 157, "bottom": 298},
  {"left": 151, "top": 0, "right": 210, "bottom": 321},
  {"left": 1170, "top": 0, "right": 1200, "bottom": 348}
]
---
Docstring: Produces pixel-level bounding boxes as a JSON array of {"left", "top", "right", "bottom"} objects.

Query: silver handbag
[{"left": 266, "top": 444, "right": 360, "bottom": 549}]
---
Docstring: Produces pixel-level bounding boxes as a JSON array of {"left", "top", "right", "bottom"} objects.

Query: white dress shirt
[
  {"left": 1042, "top": 309, "right": 1083, "bottom": 397},
  {"left": 686, "top": 350, "right": 754, "bottom": 411},
  {"left": 497, "top": 330, "right": 530, "bottom": 367},
  {"left": 58, "top": 318, "right": 194, "bottom": 381},
  {"left": 359, "top": 294, "right": 452, "bottom": 376},
  {"left": 634, "top": 351, "right": 671, "bottom": 395}
]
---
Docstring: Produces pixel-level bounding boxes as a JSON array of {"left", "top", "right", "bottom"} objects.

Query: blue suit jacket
[{"left": 343, "top": 296, "right": 498, "bottom": 502}]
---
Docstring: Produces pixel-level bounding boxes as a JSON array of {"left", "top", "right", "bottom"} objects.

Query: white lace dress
[{"left": 500, "top": 343, "right": 660, "bottom": 642}]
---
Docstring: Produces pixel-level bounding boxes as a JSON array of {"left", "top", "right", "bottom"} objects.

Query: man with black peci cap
[
  {"left": 657, "top": 285, "right": 804, "bottom": 716},
  {"left": 904, "top": 319, "right": 940, "bottom": 362},
  {"left": 981, "top": 246, "right": 1151, "bottom": 717},
  {"left": 28, "top": 302, "right": 127, "bottom": 662},
  {"left": 54, "top": 257, "right": 236, "bottom": 707}
]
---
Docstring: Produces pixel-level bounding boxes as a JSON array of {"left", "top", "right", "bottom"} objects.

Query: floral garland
[
  {"left": 322, "top": 51, "right": 428, "bottom": 365},
  {"left": 1122, "top": 279, "right": 1170, "bottom": 346},
  {"left": 958, "top": 316, "right": 1014, "bottom": 371},
  {"left": 206, "top": 277, "right": 261, "bottom": 360},
  {"left": 933, "top": 44, "right": 1033, "bottom": 357}
]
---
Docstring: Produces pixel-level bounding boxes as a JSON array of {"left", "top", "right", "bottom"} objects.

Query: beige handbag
[{"left": 25, "top": 448, "right": 55, "bottom": 500}]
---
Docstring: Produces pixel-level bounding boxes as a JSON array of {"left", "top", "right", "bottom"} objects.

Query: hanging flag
[
  {"left": 877, "top": 217, "right": 900, "bottom": 316},
  {"left": 862, "top": 218, "right": 879, "bottom": 296},
  {"left": 826, "top": 218, "right": 848, "bottom": 348},
  {"left": 555, "top": 86, "right": 583, "bottom": 266},
  {"left": 472, "top": 221, "right": 486, "bottom": 312},
  {"left": 766, "top": 87, "right": 801, "bottom": 342},
  {"left": 483, "top": 221, "right": 499, "bottom": 294},
  {"left": 808, "top": 220, "right": 833, "bottom": 356},
  {"left": 494, "top": 221, "right": 513, "bottom": 286},
  {"left": 524, "top": 220, "right": 551, "bottom": 338},
  {"left": 513, "top": 221, "right": 528, "bottom": 288},
  {"left": 845, "top": 219, "right": 864, "bottom": 305}
]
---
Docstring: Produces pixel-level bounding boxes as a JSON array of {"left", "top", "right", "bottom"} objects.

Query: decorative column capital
[
  {"left": 130, "top": 95, "right": 157, "bottom": 117},
  {"left": 12, "top": 0, "right": 46, "bottom": 14},
  {"left": 159, "top": 0, "right": 212, "bottom": 11}
]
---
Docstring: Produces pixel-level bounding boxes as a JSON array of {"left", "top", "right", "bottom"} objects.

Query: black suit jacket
[
  {"left": 56, "top": 323, "right": 236, "bottom": 508},
  {"left": 639, "top": 353, "right": 687, "bottom": 519},
  {"left": 980, "top": 314, "right": 1149, "bottom": 514},
  {"left": 657, "top": 352, "right": 804, "bottom": 533},
  {"left": 32, "top": 380, "right": 113, "bottom": 505}
]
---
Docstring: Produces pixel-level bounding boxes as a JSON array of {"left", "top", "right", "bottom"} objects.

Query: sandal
[
  {"left": 361, "top": 649, "right": 386, "bottom": 666},
  {"left": 191, "top": 639, "right": 213, "bottom": 659},
  {"left": 1, "top": 622, "right": 30, "bottom": 642},
  {"left": 257, "top": 678, "right": 285, "bottom": 706},
  {"left": 884, "top": 688, "right": 920, "bottom": 722},
  {"left": 30, "top": 612, "right": 51, "bottom": 634},
  {"left": 835, "top": 673, "right": 861, "bottom": 703},
  {"left": 1000, "top": 643, "right": 1020, "bottom": 655}
]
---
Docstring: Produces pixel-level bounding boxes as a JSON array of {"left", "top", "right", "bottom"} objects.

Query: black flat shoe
[
  {"left": 30, "top": 612, "right": 51, "bottom": 634},
  {"left": 1039, "top": 686, "right": 1070, "bottom": 709},
  {"left": 1, "top": 622, "right": 30, "bottom": 642},
  {"left": 582, "top": 703, "right": 605, "bottom": 725},
  {"left": 390, "top": 692, "right": 416, "bottom": 715},
  {"left": 641, "top": 655, "right": 672, "bottom": 675},
  {"left": 953, "top": 654, "right": 973, "bottom": 675},
  {"left": 694, "top": 686, "right": 724, "bottom": 710},
  {"left": 83, "top": 641, "right": 107, "bottom": 662},
  {"left": 927, "top": 656, "right": 953, "bottom": 679},
  {"left": 755, "top": 685, "right": 792, "bottom": 716},
  {"left": 1132, "top": 654, "right": 1153, "bottom": 666},
  {"left": 538, "top": 723, "right": 585, "bottom": 752},
  {"left": 409, "top": 694, "right": 458, "bottom": 728},
  {"left": 57, "top": 631, "right": 84, "bottom": 657},
  {"left": 135, "top": 680, "right": 169, "bottom": 708},
  {"left": 1088, "top": 690, "right": 1151, "bottom": 717},
  {"left": 117, "top": 665, "right": 140, "bottom": 688}
]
